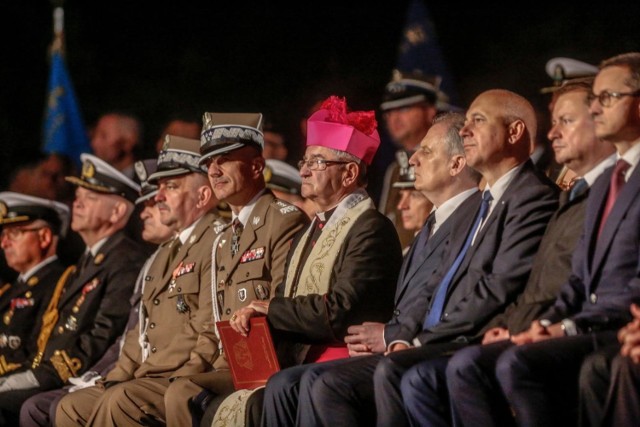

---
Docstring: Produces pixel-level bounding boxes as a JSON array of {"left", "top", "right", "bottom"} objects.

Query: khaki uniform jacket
[
  {"left": 0, "top": 259, "right": 65, "bottom": 375},
  {"left": 32, "top": 231, "right": 146, "bottom": 390},
  {"left": 208, "top": 191, "right": 307, "bottom": 371},
  {"left": 106, "top": 212, "right": 226, "bottom": 381}
]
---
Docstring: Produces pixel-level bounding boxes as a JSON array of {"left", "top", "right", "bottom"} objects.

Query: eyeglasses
[
  {"left": 0, "top": 227, "right": 44, "bottom": 241},
  {"left": 588, "top": 90, "right": 640, "bottom": 107},
  {"left": 297, "top": 159, "right": 352, "bottom": 171}
]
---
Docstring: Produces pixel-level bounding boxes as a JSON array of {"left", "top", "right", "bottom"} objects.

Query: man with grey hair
[
  {"left": 0, "top": 154, "right": 146, "bottom": 425},
  {"left": 261, "top": 112, "right": 482, "bottom": 427}
]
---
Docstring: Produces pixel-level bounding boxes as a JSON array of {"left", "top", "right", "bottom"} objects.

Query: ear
[
  {"left": 196, "top": 184, "right": 213, "bottom": 208},
  {"left": 342, "top": 163, "right": 359, "bottom": 187},
  {"left": 252, "top": 156, "right": 266, "bottom": 180},
  {"left": 110, "top": 200, "right": 128, "bottom": 224},
  {"left": 38, "top": 227, "right": 53, "bottom": 249},
  {"left": 507, "top": 119, "right": 526, "bottom": 145},
  {"left": 449, "top": 154, "right": 467, "bottom": 176}
]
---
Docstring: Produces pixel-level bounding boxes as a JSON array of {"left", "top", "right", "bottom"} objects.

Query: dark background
[{"left": 2, "top": 1, "right": 640, "bottom": 190}]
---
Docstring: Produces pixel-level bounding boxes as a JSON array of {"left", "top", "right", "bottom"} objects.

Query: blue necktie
[
  {"left": 423, "top": 190, "right": 493, "bottom": 328},
  {"left": 410, "top": 213, "right": 435, "bottom": 267},
  {"left": 568, "top": 178, "right": 588, "bottom": 202}
]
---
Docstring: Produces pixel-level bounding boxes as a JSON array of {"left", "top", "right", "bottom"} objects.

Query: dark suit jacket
[
  {"left": 268, "top": 209, "right": 402, "bottom": 345},
  {"left": 489, "top": 188, "right": 589, "bottom": 334},
  {"left": 0, "top": 259, "right": 65, "bottom": 374},
  {"left": 33, "top": 231, "right": 146, "bottom": 390},
  {"left": 416, "top": 160, "right": 559, "bottom": 345},
  {"left": 386, "top": 191, "right": 481, "bottom": 344},
  {"left": 542, "top": 162, "right": 640, "bottom": 331}
]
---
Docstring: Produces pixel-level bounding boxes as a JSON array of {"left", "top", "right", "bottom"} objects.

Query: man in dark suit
[
  {"left": 0, "top": 193, "right": 68, "bottom": 378},
  {"left": 494, "top": 51, "right": 640, "bottom": 427},
  {"left": 399, "top": 78, "right": 615, "bottom": 427},
  {"left": 306, "top": 89, "right": 559, "bottom": 427},
  {"left": 0, "top": 154, "right": 146, "bottom": 425},
  {"left": 260, "top": 112, "right": 482, "bottom": 427}
]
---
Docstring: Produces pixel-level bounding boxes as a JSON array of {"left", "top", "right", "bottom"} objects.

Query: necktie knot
[
  {"left": 568, "top": 177, "right": 588, "bottom": 201},
  {"left": 598, "top": 159, "right": 631, "bottom": 237},
  {"left": 614, "top": 159, "right": 630, "bottom": 176},
  {"left": 482, "top": 190, "right": 493, "bottom": 203}
]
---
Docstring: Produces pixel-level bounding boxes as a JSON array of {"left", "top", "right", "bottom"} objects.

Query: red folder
[{"left": 216, "top": 317, "right": 280, "bottom": 390}]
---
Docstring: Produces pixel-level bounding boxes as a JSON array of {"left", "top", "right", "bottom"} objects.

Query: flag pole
[
  {"left": 42, "top": 0, "right": 91, "bottom": 169},
  {"left": 50, "top": 1, "right": 65, "bottom": 55}
]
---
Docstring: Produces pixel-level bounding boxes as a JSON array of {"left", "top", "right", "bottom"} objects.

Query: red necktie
[{"left": 598, "top": 159, "right": 630, "bottom": 237}]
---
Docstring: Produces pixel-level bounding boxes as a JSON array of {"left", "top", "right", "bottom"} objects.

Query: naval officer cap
[
  {"left": 147, "top": 135, "right": 207, "bottom": 183},
  {"left": 133, "top": 159, "right": 160, "bottom": 204},
  {"left": 0, "top": 192, "right": 70, "bottom": 237},
  {"left": 264, "top": 159, "right": 302, "bottom": 195},
  {"left": 199, "top": 112, "right": 265, "bottom": 163},
  {"left": 65, "top": 154, "right": 140, "bottom": 203},
  {"left": 380, "top": 70, "right": 441, "bottom": 112},
  {"left": 541, "top": 57, "right": 598, "bottom": 94}
]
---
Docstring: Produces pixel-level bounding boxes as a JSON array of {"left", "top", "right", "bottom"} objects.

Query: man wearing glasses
[
  {"left": 0, "top": 154, "right": 146, "bottom": 425},
  {"left": 0, "top": 193, "right": 68, "bottom": 381},
  {"left": 495, "top": 52, "right": 640, "bottom": 427}
]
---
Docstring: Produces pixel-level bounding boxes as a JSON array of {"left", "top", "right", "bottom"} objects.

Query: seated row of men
[{"left": 0, "top": 51, "right": 639, "bottom": 427}]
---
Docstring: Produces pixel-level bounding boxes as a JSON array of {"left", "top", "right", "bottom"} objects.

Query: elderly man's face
[
  {"left": 154, "top": 174, "right": 201, "bottom": 231},
  {"left": 71, "top": 187, "right": 118, "bottom": 234},
  {"left": 299, "top": 146, "right": 354, "bottom": 210},
  {"left": 140, "top": 198, "right": 175, "bottom": 244},
  {"left": 0, "top": 222, "right": 47, "bottom": 273}
]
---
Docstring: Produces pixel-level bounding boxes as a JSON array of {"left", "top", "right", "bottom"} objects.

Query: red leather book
[{"left": 216, "top": 317, "right": 280, "bottom": 390}]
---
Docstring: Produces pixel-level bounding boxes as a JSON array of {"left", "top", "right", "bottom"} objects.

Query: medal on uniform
[{"left": 176, "top": 295, "right": 189, "bottom": 313}]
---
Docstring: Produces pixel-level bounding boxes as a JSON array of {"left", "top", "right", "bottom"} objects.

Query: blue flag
[
  {"left": 396, "top": 0, "right": 458, "bottom": 105},
  {"left": 42, "top": 50, "right": 90, "bottom": 168}
]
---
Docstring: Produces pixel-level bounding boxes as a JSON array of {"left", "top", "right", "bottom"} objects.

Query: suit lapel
[
  {"left": 59, "top": 232, "right": 124, "bottom": 307},
  {"left": 401, "top": 226, "right": 447, "bottom": 289},
  {"left": 592, "top": 165, "right": 640, "bottom": 278}
]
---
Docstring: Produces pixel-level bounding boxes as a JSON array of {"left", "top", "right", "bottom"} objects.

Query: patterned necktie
[
  {"left": 410, "top": 213, "right": 436, "bottom": 267},
  {"left": 423, "top": 190, "right": 493, "bottom": 328},
  {"left": 598, "top": 159, "right": 630, "bottom": 237},
  {"left": 568, "top": 177, "right": 588, "bottom": 202},
  {"left": 231, "top": 218, "right": 243, "bottom": 257}
]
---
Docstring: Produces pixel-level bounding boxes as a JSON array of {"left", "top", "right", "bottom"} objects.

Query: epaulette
[{"left": 272, "top": 199, "right": 300, "bottom": 215}]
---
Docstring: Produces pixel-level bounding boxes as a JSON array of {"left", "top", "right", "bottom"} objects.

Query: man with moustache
[{"left": 55, "top": 136, "right": 226, "bottom": 426}]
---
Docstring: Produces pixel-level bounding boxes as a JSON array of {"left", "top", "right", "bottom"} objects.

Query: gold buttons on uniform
[
  {"left": 153, "top": 299, "right": 160, "bottom": 305},
  {"left": 57, "top": 326, "right": 64, "bottom": 334}
]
